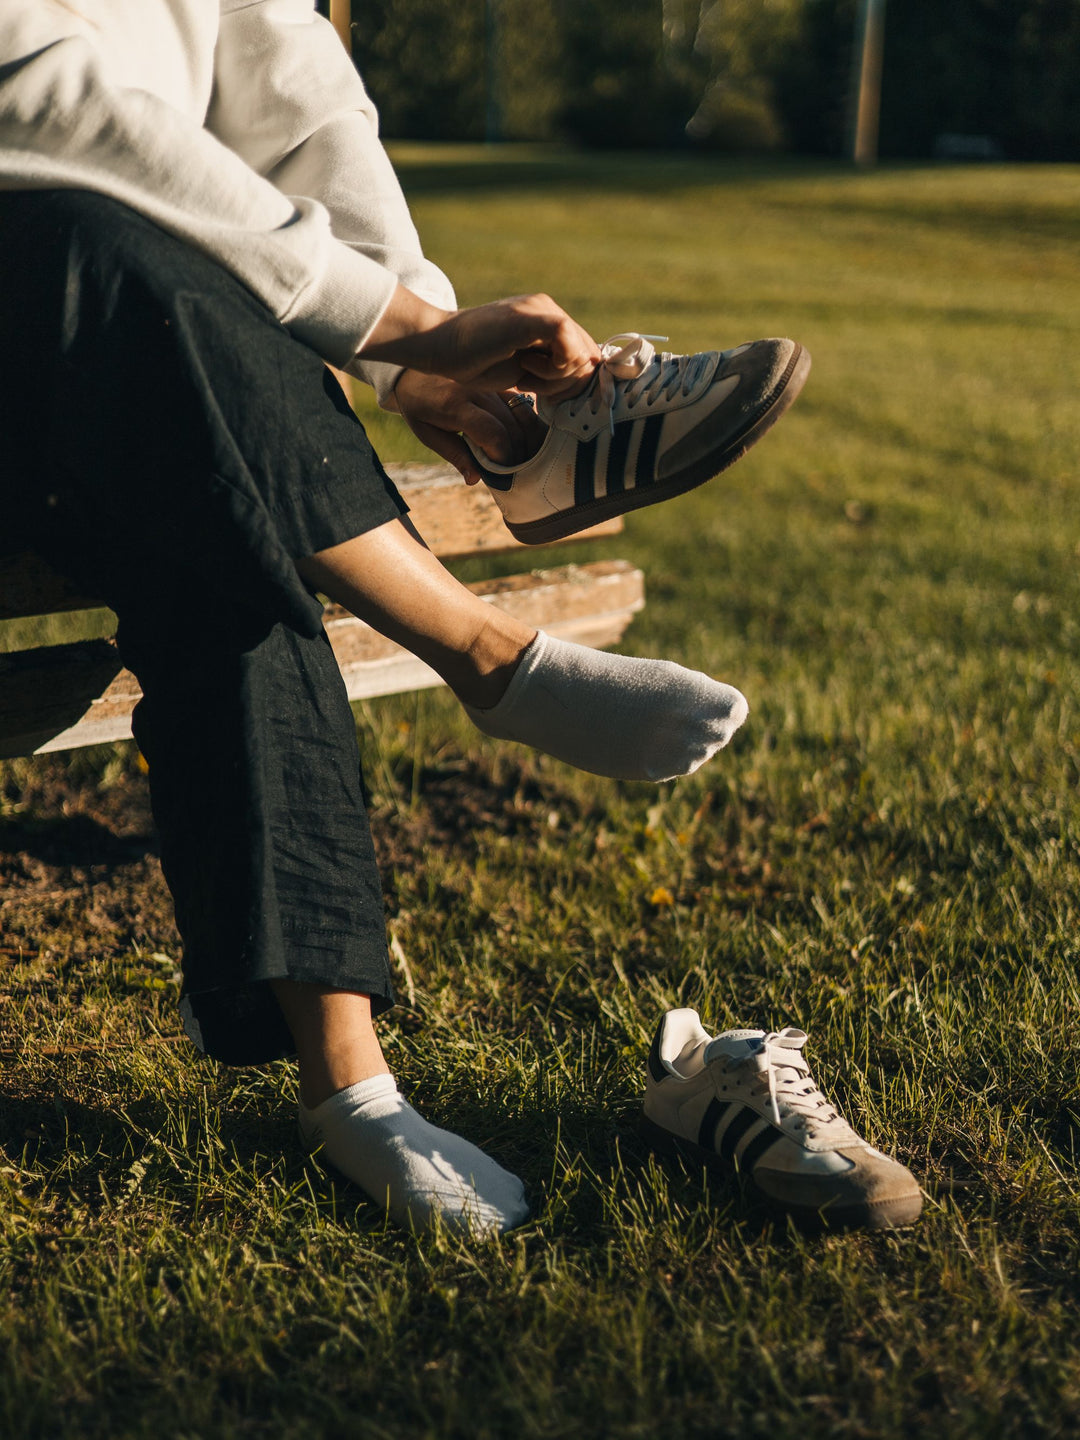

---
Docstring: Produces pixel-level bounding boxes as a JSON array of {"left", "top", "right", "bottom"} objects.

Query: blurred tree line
[{"left": 332, "top": 0, "right": 1080, "bottom": 158}]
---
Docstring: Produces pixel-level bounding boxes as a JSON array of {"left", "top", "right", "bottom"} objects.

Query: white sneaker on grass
[
  {"left": 642, "top": 1009, "right": 922, "bottom": 1230},
  {"left": 470, "top": 333, "right": 810, "bottom": 544}
]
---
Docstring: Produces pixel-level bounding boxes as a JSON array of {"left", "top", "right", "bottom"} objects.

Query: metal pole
[
  {"left": 847, "top": 0, "right": 886, "bottom": 166},
  {"left": 328, "top": 0, "right": 351, "bottom": 51}
]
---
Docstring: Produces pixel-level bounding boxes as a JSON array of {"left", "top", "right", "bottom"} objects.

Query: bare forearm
[
  {"left": 358, "top": 286, "right": 454, "bottom": 371},
  {"left": 357, "top": 287, "right": 600, "bottom": 394}
]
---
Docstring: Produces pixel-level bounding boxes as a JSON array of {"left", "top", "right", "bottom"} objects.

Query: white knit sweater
[{"left": 0, "top": 0, "right": 456, "bottom": 401}]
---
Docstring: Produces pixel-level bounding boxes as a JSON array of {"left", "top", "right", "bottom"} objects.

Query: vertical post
[
  {"left": 328, "top": 0, "right": 351, "bottom": 51},
  {"left": 847, "top": 0, "right": 886, "bottom": 166},
  {"left": 485, "top": 0, "right": 502, "bottom": 144}
]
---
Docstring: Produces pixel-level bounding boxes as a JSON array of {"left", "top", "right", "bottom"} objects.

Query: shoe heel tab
[
  {"left": 647, "top": 1014, "right": 669, "bottom": 1083},
  {"left": 649, "top": 1008, "right": 711, "bottom": 1080},
  {"left": 468, "top": 448, "right": 516, "bottom": 489}
]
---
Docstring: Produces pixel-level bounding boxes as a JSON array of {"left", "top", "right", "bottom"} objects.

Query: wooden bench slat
[
  {"left": 329, "top": 559, "right": 645, "bottom": 700},
  {"left": 0, "top": 639, "right": 129, "bottom": 759},
  {"left": 0, "top": 561, "right": 645, "bottom": 758},
  {"left": 387, "top": 463, "right": 623, "bottom": 561},
  {"left": 0, "top": 463, "right": 624, "bottom": 624}
]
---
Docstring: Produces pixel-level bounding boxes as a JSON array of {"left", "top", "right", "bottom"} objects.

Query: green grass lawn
[{"left": 2, "top": 150, "right": 1079, "bottom": 1438}]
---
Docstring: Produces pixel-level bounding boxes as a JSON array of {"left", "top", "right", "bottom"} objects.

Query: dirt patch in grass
[
  {"left": 371, "top": 758, "right": 598, "bottom": 918},
  {"left": 0, "top": 749, "right": 590, "bottom": 957},
  {"left": 0, "top": 756, "right": 175, "bottom": 962}
]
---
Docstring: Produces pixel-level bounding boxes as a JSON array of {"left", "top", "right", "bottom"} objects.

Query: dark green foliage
[
  {"left": 1013, "top": 0, "right": 1080, "bottom": 157},
  {"left": 330, "top": 0, "right": 1080, "bottom": 158},
  {"left": 553, "top": 0, "right": 699, "bottom": 148},
  {"left": 349, "top": 0, "right": 486, "bottom": 140},
  {"left": 878, "top": 0, "right": 1080, "bottom": 160},
  {"left": 773, "top": 0, "right": 858, "bottom": 155},
  {"left": 349, "top": 0, "right": 567, "bottom": 143}
]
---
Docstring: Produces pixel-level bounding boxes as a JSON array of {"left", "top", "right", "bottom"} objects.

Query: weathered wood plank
[
  {"left": 0, "top": 639, "right": 132, "bottom": 759},
  {"left": 0, "top": 463, "right": 623, "bottom": 623},
  {"left": 387, "top": 463, "right": 623, "bottom": 561},
  {"left": 0, "top": 561, "right": 644, "bottom": 758}
]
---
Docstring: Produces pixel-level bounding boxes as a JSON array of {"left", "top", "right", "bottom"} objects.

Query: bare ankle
[
  {"left": 270, "top": 980, "right": 391, "bottom": 1110},
  {"left": 297, "top": 520, "right": 537, "bottom": 708},
  {"left": 299, "top": 1058, "right": 390, "bottom": 1111},
  {"left": 450, "top": 615, "right": 536, "bottom": 709}
]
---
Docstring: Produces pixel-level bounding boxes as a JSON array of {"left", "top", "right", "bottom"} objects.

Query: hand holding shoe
[
  {"left": 392, "top": 370, "right": 545, "bottom": 486},
  {"left": 359, "top": 284, "right": 600, "bottom": 395}
]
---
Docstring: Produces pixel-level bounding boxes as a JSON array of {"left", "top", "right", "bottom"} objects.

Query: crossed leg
[
  {"left": 298, "top": 513, "right": 750, "bottom": 784},
  {"left": 265, "top": 511, "right": 749, "bottom": 1234},
  {"left": 4, "top": 187, "right": 749, "bottom": 1237}
]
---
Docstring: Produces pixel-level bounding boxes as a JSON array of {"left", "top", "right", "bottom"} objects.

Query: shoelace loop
[
  {"left": 731, "top": 1029, "right": 844, "bottom": 1135},
  {"left": 568, "top": 332, "right": 714, "bottom": 435}
]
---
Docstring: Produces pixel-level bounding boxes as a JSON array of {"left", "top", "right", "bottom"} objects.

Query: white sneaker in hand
[{"left": 471, "top": 334, "right": 810, "bottom": 544}]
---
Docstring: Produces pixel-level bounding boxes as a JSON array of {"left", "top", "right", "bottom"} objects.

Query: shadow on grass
[
  {"left": 0, "top": 1084, "right": 164, "bottom": 1183},
  {"left": 0, "top": 810, "right": 155, "bottom": 868},
  {"left": 0, "top": 1071, "right": 856, "bottom": 1257},
  {"left": 392, "top": 148, "right": 1080, "bottom": 256},
  {"left": 415, "top": 1083, "right": 812, "bottom": 1246},
  {"left": 392, "top": 147, "right": 843, "bottom": 200}
]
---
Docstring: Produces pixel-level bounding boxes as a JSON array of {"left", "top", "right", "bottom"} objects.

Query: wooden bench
[{"left": 0, "top": 463, "right": 644, "bottom": 760}]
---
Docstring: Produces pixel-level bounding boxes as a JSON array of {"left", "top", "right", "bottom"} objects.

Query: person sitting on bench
[{"left": 1, "top": 1, "right": 918, "bottom": 1236}]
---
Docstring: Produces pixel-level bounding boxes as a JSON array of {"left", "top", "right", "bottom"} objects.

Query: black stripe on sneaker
[
  {"left": 717, "top": 1106, "right": 759, "bottom": 1163},
  {"left": 475, "top": 459, "right": 514, "bottom": 492},
  {"left": 604, "top": 418, "right": 633, "bottom": 496},
  {"left": 737, "top": 1123, "right": 783, "bottom": 1175},
  {"left": 634, "top": 414, "right": 664, "bottom": 487},
  {"left": 574, "top": 436, "right": 599, "bottom": 508},
  {"left": 647, "top": 1018, "right": 668, "bottom": 1084},
  {"left": 697, "top": 1098, "right": 730, "bottom": 1152}
]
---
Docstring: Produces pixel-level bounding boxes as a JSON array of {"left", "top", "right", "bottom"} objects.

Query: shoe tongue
[{"left": 704, "top": 1029, "right": 766, "bottom": 1064}]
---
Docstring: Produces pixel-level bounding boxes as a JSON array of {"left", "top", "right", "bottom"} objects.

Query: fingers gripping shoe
[
  {"left": 641, "top": 1009, "right": 922, "bottom": 1230},
  {"left": 471, "top": 333, "right": 810, "bottom": 545}
]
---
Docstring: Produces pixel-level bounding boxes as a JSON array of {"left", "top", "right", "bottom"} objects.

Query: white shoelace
[
  {"left": 715, "top": 1028, "right": 847, "bottom": 1136},
  {"left": 569, "top": 332, "right": 715, "bottom": 435}
]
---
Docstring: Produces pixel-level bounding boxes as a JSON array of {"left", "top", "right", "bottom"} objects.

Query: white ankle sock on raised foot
[
  {"left": 464, "top": 631, "right": 748, "bottom": 782},
  {"left": 299, "top": 1073, "right": 529, "bottom": 1236}
]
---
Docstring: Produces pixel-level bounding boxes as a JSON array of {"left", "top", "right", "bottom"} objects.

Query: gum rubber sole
[
  {"left": 507, "top": 343, "right": 812, "bottom": 546},
  {"left": 640, "top": 1111, "right": 923, "bottom": 1232}
]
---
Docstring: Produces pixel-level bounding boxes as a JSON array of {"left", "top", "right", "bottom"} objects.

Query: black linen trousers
[{"left": 0, "top": 189, "right": 401, "bottom": 1063}]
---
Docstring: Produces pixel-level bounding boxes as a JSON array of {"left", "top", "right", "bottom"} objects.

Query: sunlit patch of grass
[{"left": 1, "top": 152, "right": 1078, "bottom": 1437}]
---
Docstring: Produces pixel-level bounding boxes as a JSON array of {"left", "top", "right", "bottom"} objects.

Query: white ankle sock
[
  {"left": 299, "top": 1073, "right": 529, "bottom": 1236},
  {"left": 464, "top": 631, "right": 748, "bottom": 781}
]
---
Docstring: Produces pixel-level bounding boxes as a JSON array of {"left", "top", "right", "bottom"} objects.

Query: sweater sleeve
[
  {"left": 209, "top": 0, "right": 457, "bottom": 404},
  {"left": 0, "top": 2, "right": 445, "bottom": 378}
]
